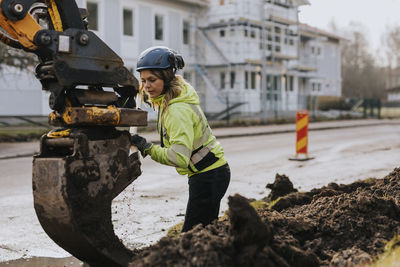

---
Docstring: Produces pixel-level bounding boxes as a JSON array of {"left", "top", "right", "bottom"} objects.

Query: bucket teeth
[{"left": 33, "top": 129, "right": 140, "bottom": 266}]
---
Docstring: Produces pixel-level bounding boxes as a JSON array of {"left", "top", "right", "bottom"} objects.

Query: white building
[
  {"left": 0, "top": 0, "right": 342, "bottom": 119},
  {"left": 0, "top": 66, "right": 49, "bottom": 116},
  {"left": 195, "top": 0, "right": 342, "bottom": 118}
]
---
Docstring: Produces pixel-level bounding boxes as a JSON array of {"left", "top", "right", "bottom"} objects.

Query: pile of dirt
[{"left": 129, "top": 168, "right": 400, "bottom": 267}]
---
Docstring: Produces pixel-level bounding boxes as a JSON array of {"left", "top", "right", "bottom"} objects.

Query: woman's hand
[{"left": 131, "top": 134, "right": 153, "bottom": 156}]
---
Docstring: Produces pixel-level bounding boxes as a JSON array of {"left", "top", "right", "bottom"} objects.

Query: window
[
  {"left": 275, "top": 45, "right": 281, "bottom": 52},
  {"left": 230, "top": 28, "right": 235, "bottom": 36},
  {"left": 251, "top": 72, "right": 256, "bottom": 89},
  {"left": 155, "top": 14, "right": 164, "bottom": 40},
  {"left": 123, "top": 8, "right": 134, "bottom": 36},
  {"left": 245, "top": 71, "right": 248, "bottom": 89},
  {"left": 273, "top": 76, "right": 279, "bottom": 90},
  {"left": 312, "top": 83, "right": 316, "bottom": 91},
  {"left": 311, "top": 46, "right": 315, "bottom": 54},
  {"left": 183, "top": 21, "right": 190, "bottom": 45},
  {"left": 284, "top": 76, "right": 288, "bottom": 91},
  {"left": 289, "top": 39, "right": 294, "bottom": 46},
  {"left": 87, "top": 1, "right": 98, "bottom": 31},
  {"left": 317, "top": 47, "right": 321, "bottom": 55},
  {"left": 250, "top": 30, "right": 256, "bottom": 38},
  {"left": 274, "top": 26, "right": 281, "bottom": 34},
  {"left": 275, "top": 36, "right": 280, "bottom": 43},
  {"left": 244, "top": 29, "right": 248, "bottom": 37},
  {"left": 318, "top": 83, "right": 321, "bottom": 91},
  {"left": 230, "top": 71, "right": 235, "bottom": 89},
  {"left": 220, "top": 72, "right": 226, "bottom": 89},
  {"left": 286, "top": 76, "right": 293, "bottom": 91},
  {"left": 220, "top": 30, "right": 225, "bottom": 37}
]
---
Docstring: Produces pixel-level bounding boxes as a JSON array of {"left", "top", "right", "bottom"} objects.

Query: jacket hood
[{"left": 151, "top": 75, "right": 199, "bottom": 106}]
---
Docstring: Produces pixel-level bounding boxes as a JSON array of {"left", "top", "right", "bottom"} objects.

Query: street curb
[
  {"left": 214, "top": 121, "right": 399, "bottom": 139},
  {"left": 0, "top": 121, "right": 398, "bottom": 160},
  {"left": 148, "top": 121, "right": 398, "bottom": 144},
  {"left": 0, "top": 153, "right": 37, "bottom": 160}
]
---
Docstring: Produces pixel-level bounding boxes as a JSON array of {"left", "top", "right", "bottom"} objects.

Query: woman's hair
[{"left": 139, "top": 68, "right": 182, "bottom": 116}]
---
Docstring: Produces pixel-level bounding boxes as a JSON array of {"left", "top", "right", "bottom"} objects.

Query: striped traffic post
[{"left": 290, "top": 110, "right": 314, "bottom": 161}]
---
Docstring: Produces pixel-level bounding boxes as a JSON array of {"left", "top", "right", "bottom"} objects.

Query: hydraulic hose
[{"left": 0, "top": 31, "right": 22, "bottom": 49}]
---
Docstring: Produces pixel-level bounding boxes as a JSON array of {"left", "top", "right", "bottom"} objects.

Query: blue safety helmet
[{"left": 136, "top": 46, "right": 185, "bottom": 73}]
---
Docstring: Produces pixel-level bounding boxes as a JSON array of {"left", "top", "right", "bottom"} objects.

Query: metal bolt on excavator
[{"left": 0, "top": 0, "right": 147, "bottom": 266}]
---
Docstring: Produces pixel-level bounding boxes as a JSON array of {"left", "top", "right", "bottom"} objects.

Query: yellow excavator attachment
[
  {"left": 0, "top": 0, "right": 41, "bottom": 49},
  {"left": 0, "top": 0, "right": 149, "bottom": 265}
]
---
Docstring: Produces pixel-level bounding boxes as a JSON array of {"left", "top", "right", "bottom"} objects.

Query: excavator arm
[{"left": 0, "top": 1, "right": 146, "bottom": 266}]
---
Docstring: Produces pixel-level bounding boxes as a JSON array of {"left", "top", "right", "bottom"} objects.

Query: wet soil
[
  {"left": 6, "top": 168, "right": 400, "bottom": 266},
  {"left": 127, "top": 168, "right": 400, "bottom": 267}
]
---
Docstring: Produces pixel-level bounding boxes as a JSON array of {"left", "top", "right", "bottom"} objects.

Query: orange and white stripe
[{"left": 296, "top": 110, "right": 309, "bottom": 155}]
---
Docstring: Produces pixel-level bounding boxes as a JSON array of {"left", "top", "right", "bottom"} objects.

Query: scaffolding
[{"left": 191, "top": 0, "right": 336, "bottom": 119}]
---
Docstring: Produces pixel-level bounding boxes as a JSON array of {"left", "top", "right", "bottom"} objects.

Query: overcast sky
[{"left": 298, "top": 0, "right": 400, "bottom": 53}]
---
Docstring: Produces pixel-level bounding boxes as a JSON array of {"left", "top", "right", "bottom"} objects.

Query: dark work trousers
[{"left": 181, "top": 163, "right": 230, "bottom": 233}]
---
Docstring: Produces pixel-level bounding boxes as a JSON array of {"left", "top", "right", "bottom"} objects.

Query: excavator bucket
[
  {"left": 0, "top": 0, "right": 148, "bottom": 264},
  {"left": 32, "top": 128, "right": 140, "bottom": 266}
]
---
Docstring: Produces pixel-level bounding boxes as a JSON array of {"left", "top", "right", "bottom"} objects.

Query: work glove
[{"left": 131, "top": 134, "right": 153, "bottom": 157}]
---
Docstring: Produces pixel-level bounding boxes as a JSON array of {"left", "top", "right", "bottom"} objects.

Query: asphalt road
[{"left": 1, "top": 123, "right": 400, "bottom": 264}]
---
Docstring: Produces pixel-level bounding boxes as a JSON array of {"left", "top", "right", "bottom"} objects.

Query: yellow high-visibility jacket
[{"left": 144, "top": 76, "right": 226, "bottom": 177}]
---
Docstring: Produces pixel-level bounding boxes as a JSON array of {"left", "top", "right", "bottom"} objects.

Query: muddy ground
[{"left": 127, "top": 168, "right": 400, "bottom": 267}]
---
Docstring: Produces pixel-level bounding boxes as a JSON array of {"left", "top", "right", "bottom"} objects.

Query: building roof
[{"left": 299, "top": 23, "right": 345, "bottom": 41}]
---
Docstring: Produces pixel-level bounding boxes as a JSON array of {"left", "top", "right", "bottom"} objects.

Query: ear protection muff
[
  {"left": 168, "top": 52, "right": 185, "bottom": 73},
  {"left": 175, "top": 55, "right": 185, "bottom": 69}
]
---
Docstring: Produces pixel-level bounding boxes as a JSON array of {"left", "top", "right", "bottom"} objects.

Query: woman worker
[{"left": 131, "top": 46, "right": 230, "bottom": 233}]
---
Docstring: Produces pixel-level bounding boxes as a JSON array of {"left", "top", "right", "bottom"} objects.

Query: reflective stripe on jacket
[{"left": 146, "top": 76, "right": 226, "bottom": 177}]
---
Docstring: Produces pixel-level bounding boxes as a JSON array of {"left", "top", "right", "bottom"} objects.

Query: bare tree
[
  {"left": 381, "top": 24, "right": 400, "bottom": 91},
  {"left": 382, "top": 24, "right": 400, "bottom": 68},
  {"left": 341, "top": 23, "right": 385, "bottom": 99}
]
